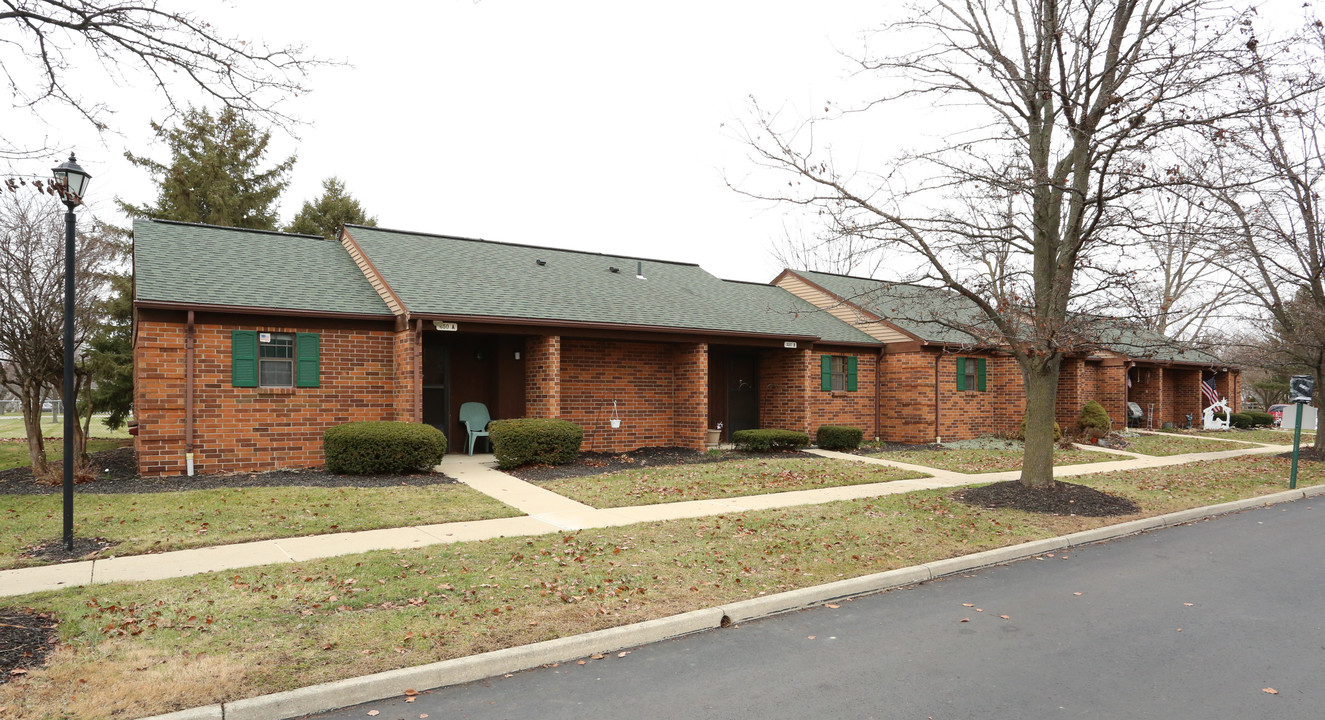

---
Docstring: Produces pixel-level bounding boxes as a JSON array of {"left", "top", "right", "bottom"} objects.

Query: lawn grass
[
  {"left": 1124, "top": 433, "right": 1249, "bottom": 456},
  {"left": 0, "top": 415, "right": 131, "bottom": 440},
  {"left": 0, "top": 483, "right": 523, "bottom": 570},
  {"left": 866, "top": 446, "right": 1116, "bottom": 473},
  {"left": 541, "top": 457, "right": 928, "bottom": 508},
  {"left": 4, "top": 454, "right": 1319, "bottom": 719},
  {"left": 1177, "top": 429, "right": 1316, "bottom": 445},
  {"left": 0, "top": 438, "right": 129, "bottom": 472}
]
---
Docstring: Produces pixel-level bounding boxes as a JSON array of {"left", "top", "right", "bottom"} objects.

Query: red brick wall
[
  {"left": 759, "top": 348, "right": 810, "bottom": 433},
  {"left": 134, "top": 320, "right": 396, "bottom": 477},
  {"left": 671, "top": 344, "right": 708, "bottom": 451},
  {"left": 393, "top": 325, "right": 421, "bottom": 423},
  {"left": 878, "top": 351, "right": 938, "bottom": 443},
  {"left": 559, "top": 338, "right": 706, "bottom": 452},
  {"left": 1085, "top": 363, "right": 1127, "bottom": 430},
  {"left": 1215, "top": 370, "right": 1241, "bottom": 412},
  {"left": 805, "top": 350, "right": 878, "bottom": 438},
  {"left": 877, "top": 351, "right": 1025, "bottom": 444},
  {"left": 1170, "top": 368, "right": 1202, "bottom": 427},
  {"left": 525, "top": 335, "right": 561, "bottom": 418}
]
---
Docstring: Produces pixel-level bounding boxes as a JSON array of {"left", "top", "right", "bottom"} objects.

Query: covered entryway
[
  {"left": 708, "top": 347, "right": 761, "bottom": 440},
  {"left": 422, "top": 332, "right": 526, "bottom": 453}
]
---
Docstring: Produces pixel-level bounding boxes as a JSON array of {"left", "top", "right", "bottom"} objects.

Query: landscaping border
[{"left": 140, "top": 482, "right": 1325, "bottom": 720}]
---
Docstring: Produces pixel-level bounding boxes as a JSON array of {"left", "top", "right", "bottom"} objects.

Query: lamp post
[{"left": 52, "top": 153, "right": 91, "bottom": 552}]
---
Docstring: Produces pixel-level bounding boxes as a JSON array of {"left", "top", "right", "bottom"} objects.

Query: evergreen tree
[
  {"left": 85, "top": 271, "right": 134, "bottom": 430},
  {"left": 285, "top": 177, "right": 377, "bottom": 239},
  {"left": 119, "top": 107, "right": 295, "bottom": 229}
]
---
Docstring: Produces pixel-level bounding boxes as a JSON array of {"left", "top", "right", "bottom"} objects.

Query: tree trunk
[
  {"left": 1021, "top": 357, "right": 1063, "bottom": 489},
  {"left": 21, "top": 383, "right": 49, "bottom": 479},
  {"left": 1315, "top": 357, "right": 1324, "bottom": 453}
]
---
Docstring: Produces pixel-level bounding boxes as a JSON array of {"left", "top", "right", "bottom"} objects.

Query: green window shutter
[
  {"left": 820, "top": 355, "right": 833, "bottom": 391},
  {"left": 846, "top": 355, "right": 858, "bottom": 392},
  {"left": 977, "top": 358, "right": 987, "bottom": 392},
  {"left": 296, "top": 333, "right": 320, "bottom": 388},
  {"left": 956, "top": 357, "right": 966, "bottom": 391},
  {"left": 232, "top": 330, "right": 258, "bottom": 387}
]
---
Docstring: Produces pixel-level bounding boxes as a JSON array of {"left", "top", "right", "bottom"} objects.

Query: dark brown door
[
  {"left": 727, "top": 354, "right": 760, "bottom": 435},
  {"left": 421, "top": 340, "right": 449, "bottom": 441}
]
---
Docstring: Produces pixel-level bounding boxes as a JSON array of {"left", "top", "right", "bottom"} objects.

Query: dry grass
[
  {"left": 542, "top": 456, "right": 927, "bottom": 508},
  {"left": 2, "top": 454, "right": 1320, "bottom": 720},
  {"left": 0, "top": 484, "right": 522, "bottom": 570},
  {"left": 866, "top": 446, "right": 1114, "bottom": 473},
  {"left": 1123, "top": 433, "right": 1249, "bottom": 456},
  {"left": 1176, "top": 429, "right": 1315, "bottom": 445}
]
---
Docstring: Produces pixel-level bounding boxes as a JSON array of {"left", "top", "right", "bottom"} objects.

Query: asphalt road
[{"left": 306, "top": 500, "right": 1325, "bottom": 720}]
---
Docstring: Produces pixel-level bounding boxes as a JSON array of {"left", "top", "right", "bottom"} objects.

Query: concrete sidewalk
[{"left": 0, "top": 441, "right": 1296, "bottom": 598}]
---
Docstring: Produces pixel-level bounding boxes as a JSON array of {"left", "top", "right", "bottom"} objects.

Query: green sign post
[{"left": 1288, "top": 375, "right": 1314, "bottom": 490}]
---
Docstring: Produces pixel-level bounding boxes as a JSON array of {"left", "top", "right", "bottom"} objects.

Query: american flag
[{"left": 1201, "top": 379, "right": 1221, "bottom": 406}]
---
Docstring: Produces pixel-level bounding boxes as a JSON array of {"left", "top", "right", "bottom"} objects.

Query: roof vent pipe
[{"left": 636, "top": 261, "right": 646, "bottom": 280}]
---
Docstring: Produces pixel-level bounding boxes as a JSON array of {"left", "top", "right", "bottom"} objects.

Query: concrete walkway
[{"left": 0, "top": 441, "right": 1297, "bottom": 598}]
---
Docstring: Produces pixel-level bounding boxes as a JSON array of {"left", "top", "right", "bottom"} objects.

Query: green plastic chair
[{"left": 459, "top": 402, "right": 493, "bottom": 455}]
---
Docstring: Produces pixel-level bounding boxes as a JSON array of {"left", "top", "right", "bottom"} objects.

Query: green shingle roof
[
  {"left": 794, "top": 270, "right": 992, "bottom": 345},
  {"left": 346, "top": 226, "right": 876, "bottom": 341},
  {"left": 794, "top": 269, "right": 1225, "bottom": 364},
  {"left": 133, "top": 219, "right": 393, "bottom": 317}
]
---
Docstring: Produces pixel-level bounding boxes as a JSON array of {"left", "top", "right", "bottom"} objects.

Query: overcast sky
[{"left": 3, "top": 0, "right": 1311, "bottom": 284}]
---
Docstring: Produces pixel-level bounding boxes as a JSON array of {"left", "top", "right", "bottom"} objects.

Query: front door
[
  {"left": 421, "top": 341, "right": 449, "bottom": 438},
  {"left": 727, "top": 354, "right": 760, "bottom": 436}
]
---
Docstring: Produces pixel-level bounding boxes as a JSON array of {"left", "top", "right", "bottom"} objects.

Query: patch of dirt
[
  {"left": 1280, "top": 447, "right": 1325, "bottom": 462},
  {"left": 508, "top": 446, "right": 805, "bottom": 482},
  {"left": 0, "top": 446, "right": 457, "bottom": 496},
  {"left": 17, "top": 537, "right": 118, "bottom": 564},
  {"left": 0, "top": 608, "right": 57, "bottom": 684},
  {"left": 954, "top": 480, "right": 1141, "bottom": 517}
]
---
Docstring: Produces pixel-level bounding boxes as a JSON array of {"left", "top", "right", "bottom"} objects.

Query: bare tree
[
  {"left": 1204, "top": 20, "right": 1325, "bottom": 451},
  {"left": 0, "top": 0, "right": 330, "bottom": 157},
  {"left": 0, "top": 191, "right": 117, "bottom": 478},
  {"left": 735, "top": 0, "right": 1299, "bottom": 488}
]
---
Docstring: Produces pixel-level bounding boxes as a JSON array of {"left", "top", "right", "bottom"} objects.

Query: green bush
[
  {"left": 324, "top": 421, "right": 447, "bottom": 475},
  {"left": 732, "top": 428, "right": 810, "bottom": 452},
  {"left": 488, "top": 418, "right": 583, "bottom": 470},
  {"left": 1076, "top": 400, "right": 1112, "bottom": 436},
  {"left": 816, "top": 425, "right": 864, "bottom": 450},
  {"left": 1017, "top": 416, "right": 1062, "bottom": 442},
  {"left": 1229, "top": 412, "right": 1254, "bottom": 429},
  {"left": 1244, "top": 410, "right": 1274, "bottom": 427}
]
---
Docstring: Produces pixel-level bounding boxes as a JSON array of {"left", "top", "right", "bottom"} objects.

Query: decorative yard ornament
[{"left": 1202, "top": 399, "right": 1231, "bottom": 431}]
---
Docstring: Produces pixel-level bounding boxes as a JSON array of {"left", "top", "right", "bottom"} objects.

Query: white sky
[{"left": 3, "top": 0, "right": 1312, "bottom": 284}]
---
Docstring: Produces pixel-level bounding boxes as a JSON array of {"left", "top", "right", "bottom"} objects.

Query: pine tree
[
  {"left": 285, "top": 177, "right": 377, "bottom": 239},
  {"left": 119, "top": 107, "right": 295, "bottom": 229}
]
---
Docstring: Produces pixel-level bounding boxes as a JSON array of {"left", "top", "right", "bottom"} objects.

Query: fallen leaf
[
  {"left": 404, "top": 689, "right": 419, "bottom": 696},
  {"left": 808, "top": 635, "right": 816, "bottom": 639},
  {"left": 367, "top": 712, "right": 380, "bottom": 717},
  {"left": 1073, "top": 592, "right": 1083, "bottom": 596},
  {"left": 1263, "top": 688, "right": 1278, "bottom": 695},
  {"left": 421, "top": 715, "right": 429, "bottom": 719},
  {"left": 405, "top": 697, "right": 416, "bottom": 703},
  {"left": 576, "top": 660, "right": 586, "bottom": 665},
  {"left": 826, "top": 604, "right": 840, "bottom": 609},
  {"left": 590, "top": 653, "right": 605, "bottom": 660},
  {"left": 617, "top": 651, "right": 630, "bottom": 657},
  {"left": 999, "top": 615, "right": 1010, "bottom": 620},
  {"left": 962, "top": 603, "right": 974, "bottom": 607},
  {"left": 1184, "top": 603, "right": 1194, "bottom": 607},
  {"left": 9, "top": 668, "right": 26, "bottom": 676},
  {"left": 959, "top": 618, "right": 970, "bottom": 623},
  {"left": 975, "top": 608, "right": 983, "bottom": 612}
]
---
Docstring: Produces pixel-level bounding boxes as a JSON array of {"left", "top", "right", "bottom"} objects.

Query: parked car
[{"left": 1268, "top": 404, "right": 1292, "bottom": 427}]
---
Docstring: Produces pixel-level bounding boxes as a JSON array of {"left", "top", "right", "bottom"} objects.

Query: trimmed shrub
[
  {"left": 732, "top": 429, "right": 810, "bottom": 452},
  {"left": 1017, "top": 416, "right": 1062, "bottom": 442},
  {"left": 1076, "top": 400, "right": 1112, "bottom": 436},
  {"left": 1229, "top": 412, "right": 1254, "bottom": 429},
  {"left": 324, "top": 421, "right": 446, "bottom": 475},
  {"left": 1245, "top": 410, "right": 1274, "bottom": 427},
  {"left": 488, "top": 418, "right": 583, "bottom": 470},
  {"left": 816, "top": 425, "right": 864, "bottom": 450}
]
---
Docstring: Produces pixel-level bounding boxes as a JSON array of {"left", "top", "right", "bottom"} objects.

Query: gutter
[
  {"left": 134, "top": 300, "right": 394, "bottom": 322},
  {"left": 414, "top": 312, "right": 824, "bottom": 344},
  {"left": 185, "top": 310, "right": 195, "bottom": 476}
]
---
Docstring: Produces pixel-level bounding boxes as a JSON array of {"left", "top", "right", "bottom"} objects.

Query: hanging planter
[{"left": 610, "top": 400, "right": 621, "bottom": 429}]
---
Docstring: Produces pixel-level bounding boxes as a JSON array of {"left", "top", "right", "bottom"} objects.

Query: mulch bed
[
  {"left": 954, "top": 480, "right": 1141, "bottom": 517},
  {"left": 507, "top": 446, "right": 804, "bottom": 482},
  {"left": 1279, "top": 447, "right": 1325, "bottom": 462},
  {"left": 0, "top": 608, "right": 57, "bottom": 685},
  {"left": 0, "top": 446, "right": 457, "bottom": 496}
]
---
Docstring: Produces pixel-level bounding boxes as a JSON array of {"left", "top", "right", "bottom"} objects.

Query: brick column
[
  {"left": 671, "top": 343, "right": 709, "bottom": 450},
  {"left": 1055, "top": 357, "right": 1086, "bottom": 427},
  {"left": 525, "top": 335, "right": 561, "bottom": 418},
  {"left": 1099, "top": 362, "right": 1127, "bottom": 430},
  {"left": 392, "top": 323, "right": 422, "bottom": 422}
]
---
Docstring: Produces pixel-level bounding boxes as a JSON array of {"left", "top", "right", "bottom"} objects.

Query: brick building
[{"left": 132, "top": 220, "right": 1238, "bottom": 477}]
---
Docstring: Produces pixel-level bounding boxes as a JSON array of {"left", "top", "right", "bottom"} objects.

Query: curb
[{"left": 141, "top": 486, "right": 1321, "bottom": 720}]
